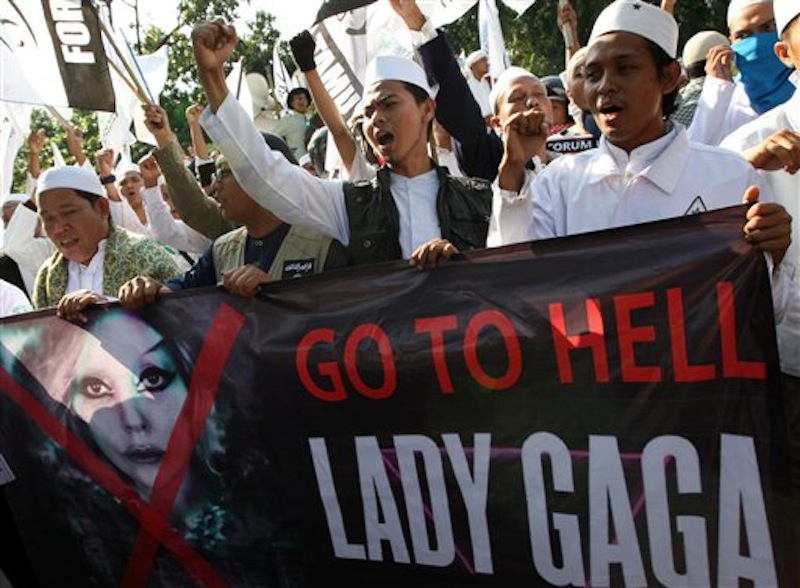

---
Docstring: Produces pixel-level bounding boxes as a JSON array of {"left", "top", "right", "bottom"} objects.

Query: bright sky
[{"left": 114, "top": 0, "right": 311, "bottom": 40}]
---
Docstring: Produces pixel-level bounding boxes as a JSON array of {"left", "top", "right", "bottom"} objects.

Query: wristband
[{"left": 100, "top": 174, "right": 116, "bottom": 185}]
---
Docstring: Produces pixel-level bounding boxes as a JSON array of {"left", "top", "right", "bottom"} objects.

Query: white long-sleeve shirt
[
  {"left": 109, "top": 197, "right": 149, "bottom": 236},
  {"left": 687, "top": 77, "right": 757, "bottom": 146},
  {"left": 3, "top": 204, "right": 54, "bottom": 295},
  {"left": 108, "top": 193, "right": 193, "bottom": 270},
  {"left": 721, "top": 89, "right": 800, "bottom": 376},
  {"left": 201, "top": 93, "right": 444, "bottom": 259},
  {"left": 466, "top": 74, "right": 492, "bottom": 119},
  {"left": 141, "top": 186, "right": 211, "bottom": 256},
  {"left": 492, "top": 124, "right": 791, "bottom": 320},
  {"left": 486, "top": 156, "right": 545, "bottom": 247},
  {"left": 0, "top": 278, "right": 31, "bottom": 317}
]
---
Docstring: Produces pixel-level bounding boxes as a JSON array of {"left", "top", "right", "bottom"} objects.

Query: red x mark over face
[{"left": 0, "top": 304, "right": 245, "bottom": 587}]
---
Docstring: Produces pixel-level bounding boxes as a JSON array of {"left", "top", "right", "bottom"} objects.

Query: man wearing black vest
[{"left": 191, "top": 20, "right": 492, "bottom": 268}]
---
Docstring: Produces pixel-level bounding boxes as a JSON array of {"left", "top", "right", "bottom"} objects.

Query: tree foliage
[
  {"left": 137, "top": 0, "right": 280, "bottom": 151},
  {"left": 444, "top": 0, "right": 730, "bottom": 76},
  {"left": 11, "top": 0, "right": 281, "bottom": 191}
]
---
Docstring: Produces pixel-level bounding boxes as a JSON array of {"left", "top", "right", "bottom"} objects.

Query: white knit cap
[
  {"left": 774, "top": 0, "right": 800, "bottom": 35},
  {"left": 589, "top": 0, "right": 680, "bottom": 59},
  {"left": 488, "top": 66, "right": 541, "bottom": 114},
  {"left": 727, "top": 0, "right": 773, "bottom": 27},
  {"left": 682, "top": 31, "right": 730, "bottom": 67},
  {"left": 363, "top": 56, "right": 433, "bottom": 98},
  {"left": 465, "top": 50, "right": 488, "bottom": 68},
  {"left": 37, "top": 166, "right": 105, "bottom": 199}
]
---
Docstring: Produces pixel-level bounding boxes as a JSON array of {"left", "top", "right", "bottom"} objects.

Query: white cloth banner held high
[
  {"left": 479, "top": 0, "right": 511, "bottom": 81},
  {"left": 0, "top": 101, "right": 32, "bottom": 197},
  {"left": 500, "top": 0, "right": 538, "bottom": 16},
  {"left": 0, "top": 0, "right": 115, "bottom": 111},
  {"left": 227, "top": 58, "right": 254, "bottom": 121}
]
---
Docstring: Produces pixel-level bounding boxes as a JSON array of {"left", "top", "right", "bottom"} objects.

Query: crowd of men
[{"left": 1, "top": 0, "right": 799, "bottom": 582}]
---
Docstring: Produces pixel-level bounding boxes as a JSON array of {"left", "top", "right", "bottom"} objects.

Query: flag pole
[
  {"left": 97, "top": 18, "right": 153, "bottom": 104},
  {"left": 44, "top": 106, "right": 76, "bottom": 134},
  {"left": 107, "top": 59, "right": 150, "bottom": 104}
]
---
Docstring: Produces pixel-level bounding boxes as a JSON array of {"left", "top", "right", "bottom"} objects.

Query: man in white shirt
[
  {"left": 137, "top": 154, "right": 213, "bottom": 255},
  {"left": 464, "top": 50, "right": 493, "bottom": 124},
  {"left": 0, "top": 278, "right": 31, "bottom": 317},
  {"left": 688, "top": 0, "right": 795, "bottom": 145},
  {"left": 492, "top": 0, "right": 792, "bottom": 293},
  {"left": 1, "top": 193, "right": 28, "bottom": 228},
  {"left": 720, "top": 0, "right": 800, "bottom": 506},
  {"left": 191, "top": 20, "right": 492, "bottom": 268},
  {"left": 33, "top": 166, "right": 180, "bottom": 320},
  {"left": 1, "top": 193, "right": 49, "bottom": 295},
  {"left": 270, "top": 88, "right": 311, "bottom": 161}
]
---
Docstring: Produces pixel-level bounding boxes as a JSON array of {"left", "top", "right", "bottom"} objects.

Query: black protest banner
[
  {"left": 41, "top": 0, "right": 116, "bottom": 112},
  {"left": 0, "top": 0, "right": 116, "bottom": 111},
  {"left": 0, "top": 206, "right": 796, "bottom": 586}
]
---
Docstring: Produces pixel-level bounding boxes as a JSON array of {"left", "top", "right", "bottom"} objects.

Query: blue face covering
[{"left": 732, "top": 31, "right": 795, "bottom": 114}]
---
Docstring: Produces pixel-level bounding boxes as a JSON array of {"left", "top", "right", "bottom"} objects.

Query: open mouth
[
  {"left": 60, "top": 238, "right": 78, "bottom": 249},
  {"left": 598, "top": 103, "right": 622, "bottom": 117},
  {"left": 376, "top": 131, "right": 394, "bottom": 147},
  {"left": 125, "top": 446, "right": 165, "bottom": 464}
]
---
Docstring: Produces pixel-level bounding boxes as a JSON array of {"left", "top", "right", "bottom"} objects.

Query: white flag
[
  {"left": 500, "top": 0, "right": 538, "bottom": 16},
  {"left": 50, "top": 141, "right": 66, "bottom": 168},
  {"left": 272, "top": 41, "right": 292, "bottom": 112},
  {"left": 479, "top": 0, "right": 510, "bottom": 80},
  {"left": 226, "top": 58, "right": 254, "bottom": 121},
  {"left": 303, "top": 0, "right": 483, "bottom": 123},
  {"left": 309, "top": 4, "right": 412, "bottom": 122},
  {"left": 420, "top": 0, "right": 478, "bottom": 28},
  {"left": 98, "top": 47, "right": 169, "bottom": 150},
  {"left": 0, "top": 101, "right": 32, "bottom": 196},
  {"left": 0, "top": 0, "right": 115, "bottom": 111},
  {"left": 132, "top": 48, "right": 170, "bottom": 145}
]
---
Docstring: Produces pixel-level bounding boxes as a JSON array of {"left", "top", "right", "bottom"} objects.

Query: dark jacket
[
  {"left": 343, "top": 166, "right": 491, "bottom": 266},
  {"left": 417, "top": 32, "right": 505, "bottom": 182}
]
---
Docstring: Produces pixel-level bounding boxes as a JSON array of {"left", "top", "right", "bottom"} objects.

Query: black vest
[{"left": 342, "top": 166, "right": 492, "bottom": 266}]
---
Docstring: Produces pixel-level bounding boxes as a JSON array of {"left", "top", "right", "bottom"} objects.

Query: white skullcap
[
  {"left": 118, "top": 162, "right": 142, "bottom": 176},
  {"left": 38, "top": 166, "right": 105, "bottom": 199},
  {"left": 775, "top": 0, "right": 800, "bottom": 34},
  {"left": 566, "top": 46, "right": 589, "bottom": 84},
  {"left": 465, "top": 50, "right": 488, "bottom": 68},
  {"left": 488, "top": 66, "right": 541, "bottom": 114},
  {"left": 682, "top": 31, "right": 730, "bottom": 66},
  {"left": 1, "top": 193, "right": 30, "bottom": 206},
  {"left": 589, "top": 0, "right": 679, "bottom": 59},
  {"left": 727, "top": 0, "right": 772, "bottom": 27},
  {"left": 363, "top": 56, "right": 433, "bottom": 99}
]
